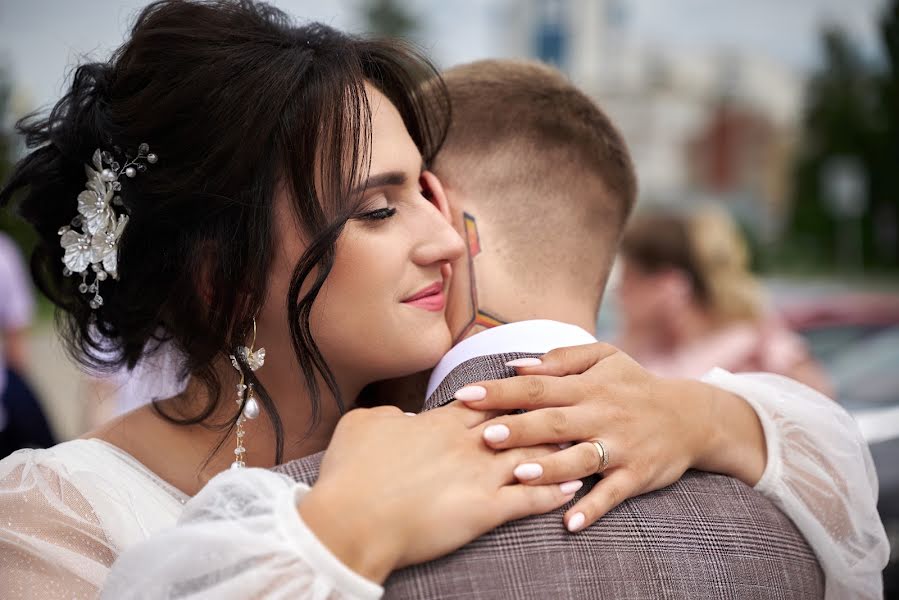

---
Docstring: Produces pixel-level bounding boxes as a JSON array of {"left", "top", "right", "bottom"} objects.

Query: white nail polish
[
  {"left": 505, "top": 357, "right": 543, "bottom": 368},
  {"left": 559, "top": 480, "right": 583, "bottom": 495},
  {"left": 567, "top": 512, "right": 586, "bottom": 532},
  {"left": 557, "top": 442, "right": 573, "bottom": 450},
  {"left": 483, "top": 424, "right": 510, "bottom": 443},
  {"left": 513, "top": 463, "right": 543, "bottom": 480},
  {"left": 403, "top": 412, "right": 416, "bottom": 416},
  {"left": 454, "top": 385, "right": 487, "bottom": 401}
]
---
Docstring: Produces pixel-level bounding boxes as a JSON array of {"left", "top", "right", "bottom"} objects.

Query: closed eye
[{"left": 358, "top": 207, "right": 397, "bottom": 221}]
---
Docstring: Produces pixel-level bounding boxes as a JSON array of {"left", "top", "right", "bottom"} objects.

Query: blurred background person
[
  {"left": 615, "top": 208, "right": 833, "bottom": 395},
  {"left": 0, "top": 230, "right": 54, "bottom": 456}
]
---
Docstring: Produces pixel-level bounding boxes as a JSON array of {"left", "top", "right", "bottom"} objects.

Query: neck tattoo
[{"left": 455, "top": 212, "right": 506, "bottom": 343}]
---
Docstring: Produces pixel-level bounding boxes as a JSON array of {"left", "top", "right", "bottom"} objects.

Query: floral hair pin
[{"left": 58, "top": 143, "right": 157, "bottom": 309}]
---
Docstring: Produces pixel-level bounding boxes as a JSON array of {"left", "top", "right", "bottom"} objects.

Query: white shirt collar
[{"left": 426, "top": 319, "right": 598, "bottom": 399}]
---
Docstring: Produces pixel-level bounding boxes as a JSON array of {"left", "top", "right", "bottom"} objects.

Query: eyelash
[
  {"left": 357, "top": 178, "right": 429, "bottom": 221},
  {"left": 358, "top": 207, "right": 397, "bottom": 221}
]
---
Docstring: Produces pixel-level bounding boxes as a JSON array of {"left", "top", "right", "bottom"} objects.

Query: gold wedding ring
[{"left": 589, "top": 439, "right": 610, "bottom": 474}]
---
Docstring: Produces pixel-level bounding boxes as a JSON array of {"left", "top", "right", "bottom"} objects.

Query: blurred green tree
[
  {"left": 872, "top": 0, "right": 899, "bottom": 266},
  {"left": 786, "top": 1, "right": 899, "bottom": 271},
  {"left": 0, "top": 67, "right": 37, "bottom": 257},
  {"left": 361, "top": 0, "right": 418, "bottom": 39}
]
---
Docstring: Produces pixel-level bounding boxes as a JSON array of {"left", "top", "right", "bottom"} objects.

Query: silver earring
[{"left": 228, "top": 318, "right": 266, "bottom": 469}]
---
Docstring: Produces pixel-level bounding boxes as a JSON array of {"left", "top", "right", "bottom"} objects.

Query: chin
[{"left": 384, "top": 321, "right": 452, "bottom": 377}]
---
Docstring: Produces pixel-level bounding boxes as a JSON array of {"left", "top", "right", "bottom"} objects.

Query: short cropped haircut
[{"left": 432, "top": 59, "right": 637, "bottom": 305}]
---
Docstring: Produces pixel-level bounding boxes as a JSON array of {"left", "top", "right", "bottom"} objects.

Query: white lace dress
[
  {"left": 0, "top": 371, "right": 890, "bottom": 599},
  {"left": 0, "top": 439, "right": 380, "bottom": 600},
  {"left": 0, "top": 439, "right": 186, "bottom": 598}
]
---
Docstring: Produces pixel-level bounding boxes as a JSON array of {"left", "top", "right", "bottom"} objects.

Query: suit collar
[
  {"left": 425, "top": 320, "right": 597, "bottom": 400},
  {"left": 424, "top": 352, "right": 541, "bottom": 410}
]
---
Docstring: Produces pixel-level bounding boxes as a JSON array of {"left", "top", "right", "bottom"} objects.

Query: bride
[
  {"left": 0, "top": 1, "right": 886, "bottom": 598},
  {"left": 0, "top": 3, "right": 620, "bottom": 596}
]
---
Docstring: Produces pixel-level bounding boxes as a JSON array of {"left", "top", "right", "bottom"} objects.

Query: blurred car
[
  {"left": 777, "top": 292, "right": 899, "bottom": 420},
  {"left": 777, "top": 291, "right": 899, "bottom": 590},
  {"left": 779, "top": 293, "right": 899, "bottom": 376}
]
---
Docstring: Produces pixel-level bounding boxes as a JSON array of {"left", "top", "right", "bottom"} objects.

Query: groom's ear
[{"left": 421, "top": 170, "right": 453, "bottom": 224}]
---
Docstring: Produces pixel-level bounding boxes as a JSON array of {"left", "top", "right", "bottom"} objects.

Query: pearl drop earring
[{"left": 228, "top": 318, "right": 266, "bottom": 470}]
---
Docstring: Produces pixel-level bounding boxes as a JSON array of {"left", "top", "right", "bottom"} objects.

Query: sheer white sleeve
[
  {"left": 0, "top": 450, "right": 118, "bottom": 599},
  {"left": 701, "top": 368, "right": 889, "bottom": 600},
  {"left": 102, "top": 468, "right": 384, "bottom": 600}
]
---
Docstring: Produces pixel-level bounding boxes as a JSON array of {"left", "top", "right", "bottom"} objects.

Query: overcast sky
[{"left": 0, "top": 0, "right": 889, "bottom": 114}]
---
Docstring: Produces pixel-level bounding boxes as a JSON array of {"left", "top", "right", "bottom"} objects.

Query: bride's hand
[
  {"left": 298, "top": 402, "right": 581, "bottom": 583},
  {"left": 454, "top": 343, "right": 766, "bottom": 533}
]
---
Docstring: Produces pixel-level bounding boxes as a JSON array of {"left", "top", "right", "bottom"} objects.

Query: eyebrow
[
  {"left": 353, "top": 171, "right": 407, "bottom": 195},
  {"left": 352, "top": 161, "right": 426, "bottom": 195}
]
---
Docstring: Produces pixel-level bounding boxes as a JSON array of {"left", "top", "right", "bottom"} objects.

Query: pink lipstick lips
[{"left": 402, "top": 282, "right": 445, "bottom": 312}]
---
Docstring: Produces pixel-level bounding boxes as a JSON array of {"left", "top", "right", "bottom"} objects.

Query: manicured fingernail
[
  {"left": 557, "top": 442, "right": 573, "bottom": 450},
  {"left": 513, "top": 463, "right": 543, "bottom": 480},
  {"left": 454, "top": 385, "right": 487, "bottom": 401},
  {"left": 567, "top": 512, "right": 586, "bottom": 532},
  {"left": 403, "top": 412, "right": 416, "bottom": 416},
  {"left": 559, "top": 480, "right": 583, "bottom": 495},
  {"left": 483, "top": 424, "right": 510, "bottom": 443},
  {"left": 505, "top": 358, "right": 543, "bottom": 368}
]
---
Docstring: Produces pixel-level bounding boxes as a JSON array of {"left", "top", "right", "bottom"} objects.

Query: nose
[{"left": 410, "top": 203, "right": 465, "bottom": 268}]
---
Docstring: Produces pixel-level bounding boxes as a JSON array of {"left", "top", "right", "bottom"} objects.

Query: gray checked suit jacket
[{"left": 273, "top": 352, "right": 824, "bottom": 599}]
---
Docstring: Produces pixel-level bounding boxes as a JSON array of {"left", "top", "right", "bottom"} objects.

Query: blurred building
[
  {"left": 686, "top": 102, "right": 797, "bottom": 240},
  {"left": 497, "top": 0, "right": 804, "bottom": 239}
]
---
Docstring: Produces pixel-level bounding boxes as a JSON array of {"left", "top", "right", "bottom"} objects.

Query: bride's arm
[
  {"left": 0, "top": 451, "right": 119, "bottom": 599},
  {"left": 102, "top": 468, "right": 385, "bottom": 599},
  {"left": 103, "top": 404, "right": 577, "bottom": 599},
  {"left": 459, "top": 343, "right": 889, "bottom": 599},
  {"left": 0, "top": 448, "right": 348, "bottom": 600},
  {"left": 699, "top": 368, "right": 888, "bottom": 600}
]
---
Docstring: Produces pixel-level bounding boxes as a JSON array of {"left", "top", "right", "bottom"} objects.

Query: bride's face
[{"left": 265, "top": 85, "right": 464, "bottom": 390}]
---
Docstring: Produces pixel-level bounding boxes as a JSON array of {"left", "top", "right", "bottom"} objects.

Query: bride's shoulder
[
  {"left": 1, "top": 437, "right": 186, "bottom": 548},
  {"left": 2, "top": 405, "right": 190, "bottom": 512},
  {"left": 0, "top": 437, "right": 184, "bottom": 505},
  {"left": 4, "top": 400, "right": 154, "bottom": 476},
  {"left": 0, "top": 439, "right": 186, "bottom": 592},
  {"left": 1, "top": 438, "right": 120, "bottom": 475}
]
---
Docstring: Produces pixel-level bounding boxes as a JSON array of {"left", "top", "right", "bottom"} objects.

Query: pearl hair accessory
[
  {"left": 228, "top": 318, "right": 266, "bottom": 469},
  {"left": 58, "top": 144, "right": 157, "bottom": 309}
]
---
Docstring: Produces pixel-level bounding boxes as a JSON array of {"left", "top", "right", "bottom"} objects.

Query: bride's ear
[{"left": 420, "top": 170, "right": 453, "bottom": 223}]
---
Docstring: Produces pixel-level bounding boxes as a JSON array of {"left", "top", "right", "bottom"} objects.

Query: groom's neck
[
  {"left": 461, "top": 257, "right": 599, "bottom": 342},
  {"left": 446, "top": 208, "right": 601, "bottom": 344}
]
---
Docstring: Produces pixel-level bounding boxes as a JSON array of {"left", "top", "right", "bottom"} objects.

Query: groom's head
[{"left": 430, "top": 60, "right": 638, "bottom": 340}]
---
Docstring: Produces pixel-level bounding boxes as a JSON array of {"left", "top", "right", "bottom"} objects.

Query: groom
[{"left": 275, "top": 60, "right": 824, "bottom": 598}]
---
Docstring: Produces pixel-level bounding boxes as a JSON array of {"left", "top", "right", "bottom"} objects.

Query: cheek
[
  {"left": 308, "top": 230, "right": 450, "bottom": 382},
  {"left": 311, "top": 234, "right": 392, "bottom": 353},
  {"left": 616, "top": 278, "right": 635, "bottom": 301},
  {"left": 642, "top": 281, "right": 667, "bottom": 305},
  {"left": 258, "top": 232, "right": 303, "bottom": 330},
  {"left": 620, "top": 280, "right": 657, "bottom": 319},
  {"left": 617, "top": 276, "right": 645, "bottom": 306}
]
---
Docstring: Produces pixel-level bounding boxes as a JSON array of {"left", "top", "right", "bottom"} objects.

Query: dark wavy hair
[{"left": 0, "top": 0, "right": 449, "bottom": 462}]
